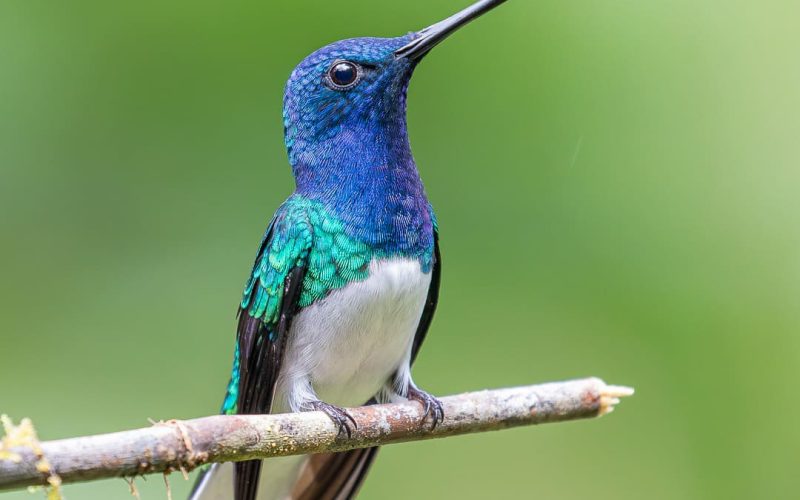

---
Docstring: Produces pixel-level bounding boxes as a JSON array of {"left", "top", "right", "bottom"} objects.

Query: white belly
[
  {"left": 193, "top": 257, "right": 432, "bottom": 500},
  {"left": 275, "top": 256, "right": 431, "bottom": 412}
]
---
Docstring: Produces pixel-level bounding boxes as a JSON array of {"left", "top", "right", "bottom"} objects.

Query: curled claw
[
  {"left": 309, "top": 401, "right": 358, "bottom": 438},
  {"left": 406, "top": 385, "right": 444, "bottom": 429}
]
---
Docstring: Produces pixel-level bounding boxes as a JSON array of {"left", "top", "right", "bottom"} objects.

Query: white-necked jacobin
[{"left": 189, "top": 1, "right": 507, "bottom": 499}]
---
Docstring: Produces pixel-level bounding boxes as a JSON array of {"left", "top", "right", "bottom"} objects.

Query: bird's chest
[{"left": 279, "top": 257, "right": 431, "bottom": 408}]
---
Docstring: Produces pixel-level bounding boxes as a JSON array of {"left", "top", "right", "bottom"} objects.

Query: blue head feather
[{"left": 282, "top": 35, "right": 433, "bottom": 258}]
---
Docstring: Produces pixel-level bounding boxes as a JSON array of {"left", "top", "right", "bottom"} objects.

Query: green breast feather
[
  {"left": 222, "top": 197, "right": 386, "bottom": 414},
  {"left": 240, "top": 197, "right": 374, "bottom": 322}
]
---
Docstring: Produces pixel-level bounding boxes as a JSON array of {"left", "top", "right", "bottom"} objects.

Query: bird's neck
[{"left": 289, "top": 119, "right": 433, "bottom": 257}]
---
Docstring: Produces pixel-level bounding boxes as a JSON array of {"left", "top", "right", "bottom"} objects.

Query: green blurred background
[{"left": 2, "top": 0, "right": 798, "bottom": 498}]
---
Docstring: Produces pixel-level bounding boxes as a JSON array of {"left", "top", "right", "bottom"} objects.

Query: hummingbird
[{"left": 190, "top": 1, "right": 507, "bottom": 499}]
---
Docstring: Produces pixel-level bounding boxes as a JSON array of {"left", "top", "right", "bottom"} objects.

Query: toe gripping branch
[
  {"left": 309, "top": 401, "right": 359, "bottom": 438},
  {"left": 405, "top": 386, "right": 445, "bottom": 429}
]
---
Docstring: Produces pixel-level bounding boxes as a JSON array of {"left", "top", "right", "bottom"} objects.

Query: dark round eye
[{"left": 328, "top": 61, "right": 360, "bottom": 89}]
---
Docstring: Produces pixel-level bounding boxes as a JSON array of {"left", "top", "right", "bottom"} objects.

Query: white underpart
[
  {"left": 190, "top": 257, "right": 431, "bottom": 500},
  {"left": 259, "top": 257, "right": 430, "bottom": 500},
  {"left": 277, "top": 256, "right": 431, "bottom": 413}
]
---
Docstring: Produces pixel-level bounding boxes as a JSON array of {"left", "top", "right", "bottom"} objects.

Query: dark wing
[
  {"left": 290, "top": 230, "right": 442, "bottom": 500},
  {"left": 232, "top": 205, "right": 313, "bottom": 500},
  {"left": 411, "top": 229, "right": 441, "bottom": 363}
]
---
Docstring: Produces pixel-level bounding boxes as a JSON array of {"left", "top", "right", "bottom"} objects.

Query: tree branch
[{"left": 0, "top": 377, "right": 633, "bottom": 492}]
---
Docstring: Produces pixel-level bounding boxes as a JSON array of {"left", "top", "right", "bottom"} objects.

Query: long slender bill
[{"left": 395, "top": 0, "right": 508, "bottom": 61}]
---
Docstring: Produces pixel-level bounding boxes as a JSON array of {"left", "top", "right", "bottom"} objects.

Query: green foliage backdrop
[{"left": 1, "top": 1, "right": 798, "bottom": 498}]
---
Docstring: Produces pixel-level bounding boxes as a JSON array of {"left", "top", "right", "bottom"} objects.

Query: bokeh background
[{"left": 2, "top": 0, "right": 798, "bottom": 498}]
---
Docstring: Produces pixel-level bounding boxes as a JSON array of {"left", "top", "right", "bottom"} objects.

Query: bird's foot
[
  {"left": 308, "top": 401, "right": 358, "bottom": 438},
  {"left": 406, "top": 385, "right": 444, "bottom": 429}
]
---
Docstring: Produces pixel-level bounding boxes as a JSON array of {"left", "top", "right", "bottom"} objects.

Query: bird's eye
[{"left": 327, "top": 61, "right": 360, "bottom": 90}]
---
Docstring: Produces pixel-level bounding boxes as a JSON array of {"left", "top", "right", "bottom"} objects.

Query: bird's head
[
  {"left": 282, "top": 36, "right": 415, "bottom": 173},
  {"left": 282, "top": 0, "right": 506, "bottom": 193}
]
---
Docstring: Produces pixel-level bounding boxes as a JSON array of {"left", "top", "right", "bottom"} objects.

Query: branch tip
[{"left": 598, "top": 383, "right": 635, "bottom": 416}]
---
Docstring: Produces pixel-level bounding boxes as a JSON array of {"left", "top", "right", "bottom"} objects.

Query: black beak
[{"left": 394, "top": 0, "right": 507, "bottom": 61}]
